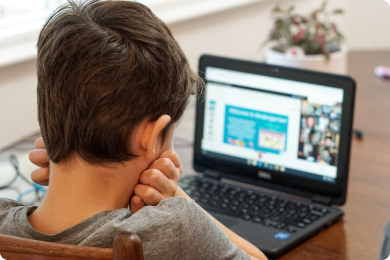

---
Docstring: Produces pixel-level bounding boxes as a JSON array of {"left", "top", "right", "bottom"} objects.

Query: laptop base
[{"left": 179, "top": 175, "right": 344, "bottom": 258}]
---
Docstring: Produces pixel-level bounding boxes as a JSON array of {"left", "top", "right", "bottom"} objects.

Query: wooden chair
[{"left": 0, "top": 232, "right": 143, "bottom": 260}]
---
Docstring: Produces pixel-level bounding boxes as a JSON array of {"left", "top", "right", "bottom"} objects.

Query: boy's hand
[
  {"left": 131, "top": 150, "right": 182, "bottom": 213},
  {"left": 29, "top": 138, "right": 50, "bottom": 186}
]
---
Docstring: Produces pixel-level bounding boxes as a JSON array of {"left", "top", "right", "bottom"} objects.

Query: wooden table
[{"left": 175, "top": 51, "right": 390, "bottom": 260}]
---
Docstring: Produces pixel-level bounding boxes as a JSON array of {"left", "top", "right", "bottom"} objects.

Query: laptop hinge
[
  {"left": 203, "top": 170, "right": 221, "bottom": 180},
  {"left": 312, "top": 195, "right": 332, "bottom": 206}
]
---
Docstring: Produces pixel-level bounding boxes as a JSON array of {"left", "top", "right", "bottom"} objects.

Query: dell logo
[{"left": 258, "top": 171, "right": 272, "bottom": 180}]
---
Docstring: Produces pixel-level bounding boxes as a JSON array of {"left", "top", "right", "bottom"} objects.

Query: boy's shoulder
[
  {"left": 0, "top": 198, "right": 35, "bottom": 238},
  {"left": 88, "top": 196, "right": 197, "bottom": 244},
  {"left": 0, "top": 198, "right": 28, "bottom": 219},
  {"left": 0, "top": 198, "right": 25, "bottom": 210},
  {"left": 82, "top": 197, "right": 201, "bottom": 258}
]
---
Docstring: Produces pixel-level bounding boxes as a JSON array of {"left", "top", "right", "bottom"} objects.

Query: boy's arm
[{"left": 175, "top": 187, "right": 268, "bottom": 260}]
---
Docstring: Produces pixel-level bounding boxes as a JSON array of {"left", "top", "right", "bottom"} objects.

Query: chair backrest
[{"left": 0, "top": 231, "right": 144, "bottom": 260}]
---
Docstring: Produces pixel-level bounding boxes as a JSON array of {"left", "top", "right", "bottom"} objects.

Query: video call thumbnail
[{"left": 298, "top": 100, "right": 342, "bottom": 166}]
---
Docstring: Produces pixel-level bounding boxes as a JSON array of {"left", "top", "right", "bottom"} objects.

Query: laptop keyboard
[{"left": 179, "top": 177, "right": 329, "bottom": 233}]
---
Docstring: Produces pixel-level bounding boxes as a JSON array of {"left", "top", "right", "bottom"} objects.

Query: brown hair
[{"left": 37, "top": 0, "right": 203, "bottom": 164}]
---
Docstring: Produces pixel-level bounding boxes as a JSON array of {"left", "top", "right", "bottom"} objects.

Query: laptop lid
[{"left": 193, "top": 55, "right": 356, "bottom": 206}]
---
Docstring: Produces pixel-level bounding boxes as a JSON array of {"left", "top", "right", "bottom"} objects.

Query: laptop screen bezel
[{"left": 193, "top": 55, "right": 355, "bottom": 206}]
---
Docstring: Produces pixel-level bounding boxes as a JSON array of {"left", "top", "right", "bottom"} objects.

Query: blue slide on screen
[{"left": 223, "top": 105, "right": 289, "bottom": 154}]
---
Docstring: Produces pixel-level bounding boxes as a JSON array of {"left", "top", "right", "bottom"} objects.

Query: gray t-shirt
[{"left": 0, "top": 197, "right": 249, "bottom": 260}]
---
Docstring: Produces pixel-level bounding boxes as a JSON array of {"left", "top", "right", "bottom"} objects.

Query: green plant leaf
[{"left": 272, "top": 4, "right": 281, "bottom": 13}]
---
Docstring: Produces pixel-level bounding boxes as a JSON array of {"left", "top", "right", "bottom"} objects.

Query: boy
[{"left": 0, "top": 1, "right": 267, "bottom": 259}]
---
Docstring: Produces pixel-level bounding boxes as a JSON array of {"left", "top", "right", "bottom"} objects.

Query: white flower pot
[{"left": 265, "top": 47, "right": 348, "bottom": 75}]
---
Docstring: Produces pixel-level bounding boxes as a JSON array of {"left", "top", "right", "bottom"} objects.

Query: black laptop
[{"left": 178, "top": 55, "right": 356, "bottom": 258}]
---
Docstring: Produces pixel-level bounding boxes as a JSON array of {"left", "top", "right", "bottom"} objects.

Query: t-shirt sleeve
[{"left": 180, "top": 198, "right": 250, "bottom": 260}]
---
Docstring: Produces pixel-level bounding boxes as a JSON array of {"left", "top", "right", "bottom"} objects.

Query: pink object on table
[{"left": 374, "top": 66, "right": 390, "bottom": 78}]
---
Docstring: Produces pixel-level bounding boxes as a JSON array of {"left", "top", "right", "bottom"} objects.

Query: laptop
[{"left": 178, "top": 55, "right": 356, "bottom": 258}]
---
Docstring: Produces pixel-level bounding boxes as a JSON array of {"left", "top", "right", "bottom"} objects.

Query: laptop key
[
  {"left": 275, "top": 223, "right": 286, "bottom": 229},
  {"left": 252, "top": 205, "right": 260, "bottom": 211},
  {"left": 299, "top": 212, "right": 308, "bottom": 219},
  {"left": 253, "top": 217, "right": 262, "bottom": 223},
  {"left": 242, "top": 203, "right": 250, "bottom": 208},
  {"left": 264, "top": 220, "right": 276, "bottom": 227},
  {"left": 288, "top": 221, "right": 306, "bottom": 228},
  {"left": 297, "top": 223, "right": 306, "bottom": 228},
  {"left": 272, "top": 216, "right": 281, "bottom": 222},
  {"left": 286, "top": 227, "right": 297, "bottom": 233},
  {"left": 242, "top": 214, "right": 252, "bottom": 220},
  {"left": 310, "top": 210, "right": 324, "bottom": 217},
  {"left": 232, "top": 201, "right": 240, "bottom": 206}
]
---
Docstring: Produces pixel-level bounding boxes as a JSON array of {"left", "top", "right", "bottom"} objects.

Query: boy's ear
[{"left": 141, "top": 115, "right": 171, "bottom": 159}]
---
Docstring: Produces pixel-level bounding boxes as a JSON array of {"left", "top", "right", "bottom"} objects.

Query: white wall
[
  {"left": 0, "top": 0, "right": 389, "bottom": 149},
  {"left": 0, "top": 59, "right": 38, "bottom": 149},
  {"left": 344, "top": 0, "right": 390, "bottom": 50}
]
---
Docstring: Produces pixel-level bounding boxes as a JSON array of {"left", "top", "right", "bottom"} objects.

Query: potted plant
[{"left": 263, "top": 1, "right": 346, "bottom": 74}]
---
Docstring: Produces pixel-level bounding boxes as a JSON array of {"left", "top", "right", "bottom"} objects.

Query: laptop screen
[{"left": 200, "top": 66, "right": 344, "bottom": 184}]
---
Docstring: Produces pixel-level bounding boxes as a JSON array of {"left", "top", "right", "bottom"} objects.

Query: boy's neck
[{"left": 28, "top": 156, "right": 143, "bottom": 235}]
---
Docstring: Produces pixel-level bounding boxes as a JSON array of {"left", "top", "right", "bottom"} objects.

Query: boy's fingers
[
  {"left": 35, "top": 137, "right": 46, "bottom": 149},
  {"left": 29, "top": 149, "right": 49, "bottom": 168},
  {"left": 30, "top": 168, "right": 50, "bottom": 186},
  {"left": 159, "top": 150, "right": 181, "bottom": 169},
  {"left": 139, "top": 169, "right": 176, "bottom": 197},
  {"left": 130, "top": 195, "right": 146, "bottom": 213},
  {"left": 134, "top": 184, "right": 165, "bottom": 206},
  {"left": 148, "top": 158, "right": 180, "bottom": 182}
]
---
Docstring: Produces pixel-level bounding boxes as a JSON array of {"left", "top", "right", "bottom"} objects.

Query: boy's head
[{"left": 37, "top": 0, "right": 203, "bottom": 165}]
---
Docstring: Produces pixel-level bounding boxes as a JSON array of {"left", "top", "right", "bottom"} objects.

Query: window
[
  {"left": 0, "top": 0, "right": 176, "bottom": 41},
  {"left": 0, "top": 0, "right": 65, "bottom": 41},
  {"left": 0, "top": 0, "right": 265, "bottom": 67}
]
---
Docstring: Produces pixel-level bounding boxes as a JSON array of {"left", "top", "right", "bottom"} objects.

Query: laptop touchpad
[{"left": 209, "top": 212, "right": 239, "bottom": 228}]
